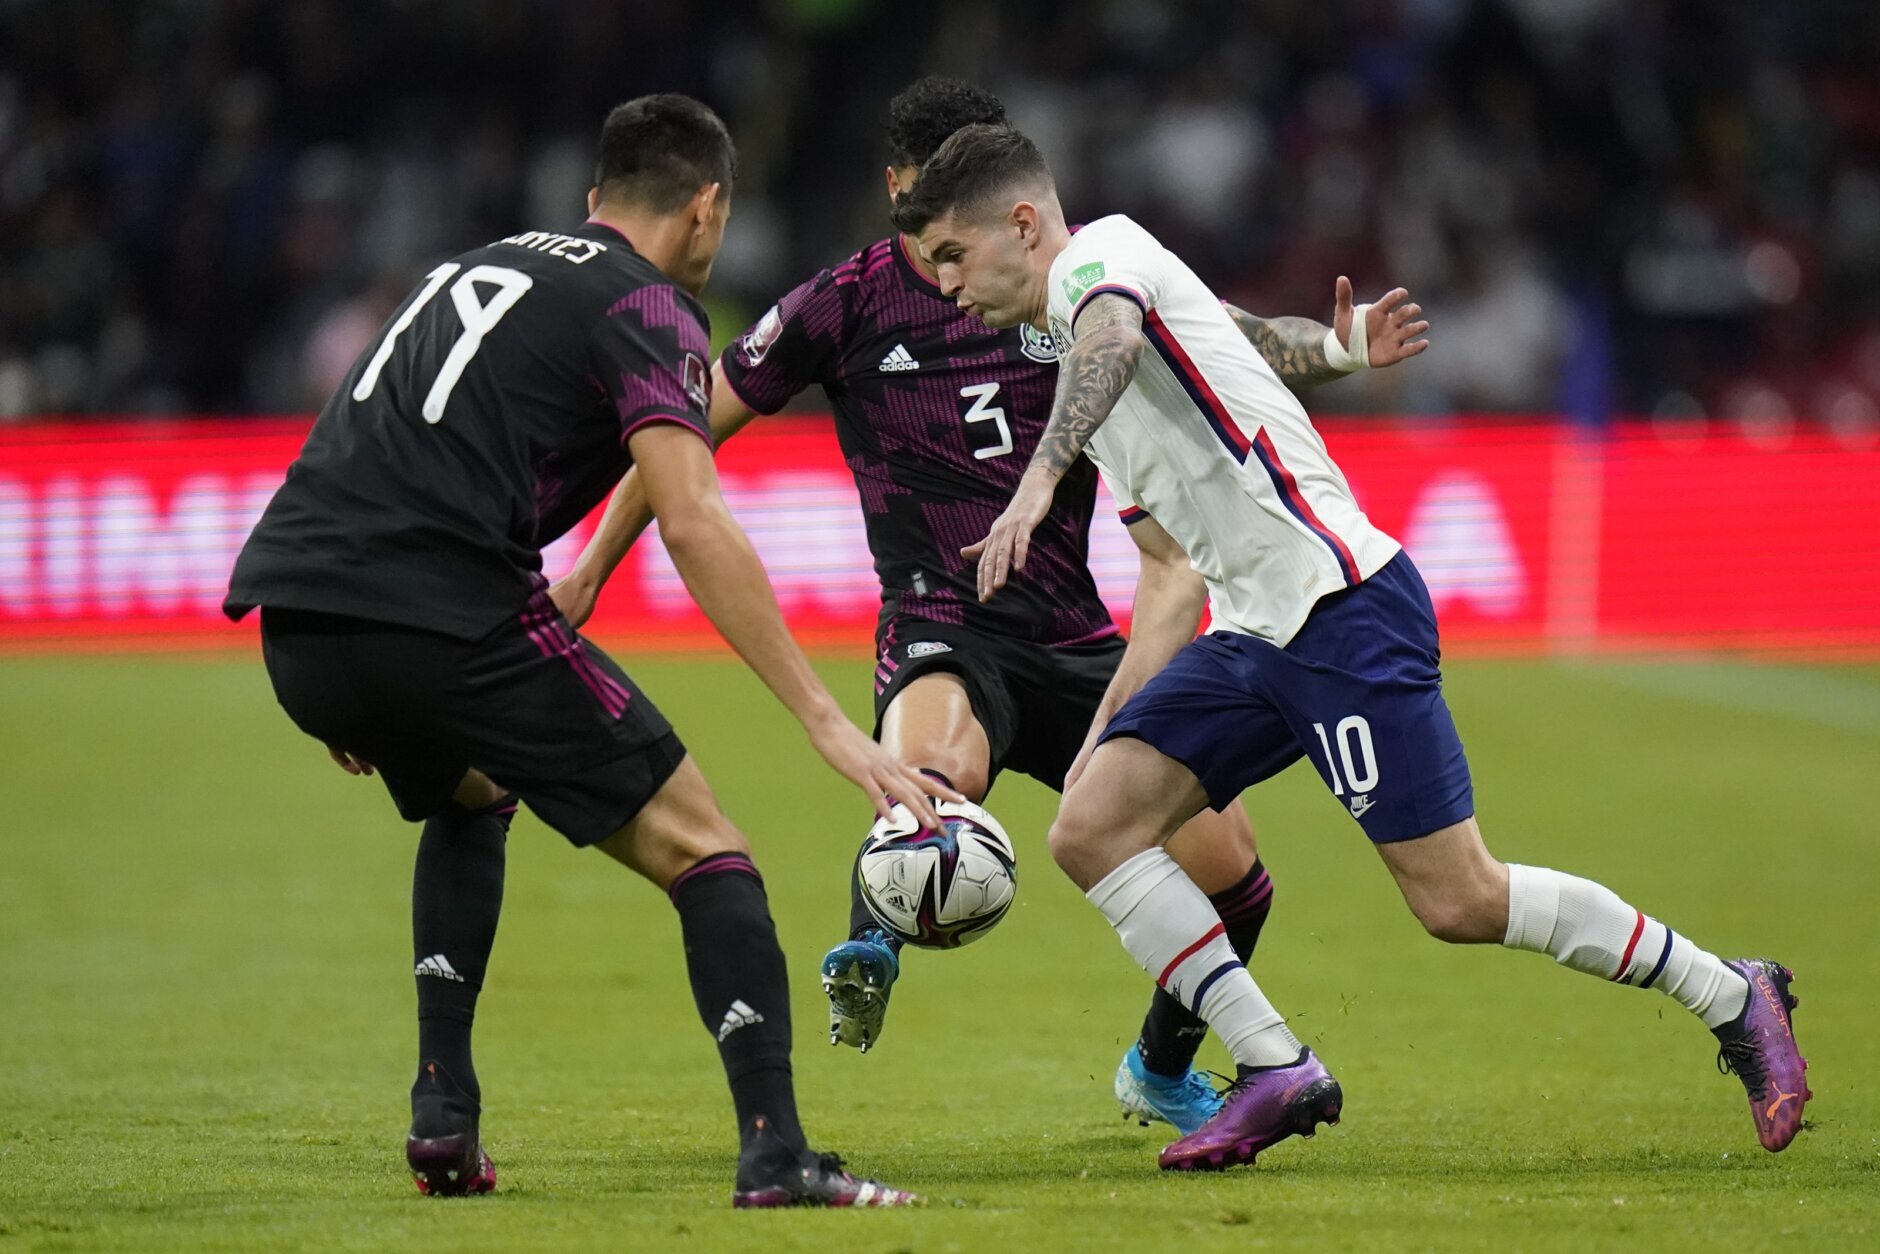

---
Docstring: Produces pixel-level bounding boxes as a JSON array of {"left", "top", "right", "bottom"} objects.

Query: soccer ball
[{"left": 856, "top": 799, "right": 1017, "bottom": 949}]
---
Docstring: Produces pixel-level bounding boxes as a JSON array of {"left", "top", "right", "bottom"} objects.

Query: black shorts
[
  {"left": 259, "top": 603, "right": 685, "bottom": 846},
  {"left": 871, "top": 610, "right": 1126, "bottom": 792}
]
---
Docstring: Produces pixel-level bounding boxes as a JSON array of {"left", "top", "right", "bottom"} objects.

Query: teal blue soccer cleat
[
  {"left": 819, "top": 928, "right": 901, "bottom": 1053},
  {"left": 1115, "top": 1043, "right": 1225, "bottom": 1136}
]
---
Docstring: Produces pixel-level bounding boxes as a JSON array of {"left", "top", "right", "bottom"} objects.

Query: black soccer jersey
[
  {"left": 227, "top": 222, "right": 713, "bottom": 639},
  {"left": 719, "top": 235, "right": 1116, "bottom": 646}
]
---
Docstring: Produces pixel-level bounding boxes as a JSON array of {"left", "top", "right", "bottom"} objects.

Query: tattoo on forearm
[
  {"left": 1226, "top": 305, "right": 1343, "bottom": 388},
  {"left": 1030, "top": 296, "right": 1144, "bottom": 477}
]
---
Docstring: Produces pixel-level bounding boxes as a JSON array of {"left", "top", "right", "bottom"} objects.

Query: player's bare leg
[
  {"left": 1052, "top": 738, "right": 1339, "bottom": 1170},
  {"left": 406, "top": 767, "right": 511, "bottom": 1197},
  {"left": 878, "top": 672, "right": 991, "bottom": 801},
  {"left": 595, "top": 755, "right": 916, "bottom": 1207},
  {"left": 1117, "top": 803, "right": 1272, "bottom": 1134},
  {"left": 822, "top": 673, "right": 989, "bottom": 1051},
  {"left": 1374, "top": 817, "right": 1808, "bottom": 1152}
]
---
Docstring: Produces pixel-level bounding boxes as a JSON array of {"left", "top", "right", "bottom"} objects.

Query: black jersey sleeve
[
  {"left": 589, "top": 286, "right": 714, "bottom": 446},
  {"left": 719, "top": 265, "right": 855, "bottom": 415}
]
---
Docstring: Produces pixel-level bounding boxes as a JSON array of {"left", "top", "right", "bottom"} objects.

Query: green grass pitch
[{"left": 3, "top": 651, "right": 1877, "bottom": 1251}]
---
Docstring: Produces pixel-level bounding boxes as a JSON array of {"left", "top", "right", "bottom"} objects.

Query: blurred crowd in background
[{"left": 3, "top": 0, "right": 1879, "bottom": 435}]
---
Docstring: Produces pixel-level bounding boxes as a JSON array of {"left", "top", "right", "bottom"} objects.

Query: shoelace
[
  {"left": 1715, "top": 1034, "right": 1768, "bottom": 1100},
  {"left": 1180, "top": 1071, "right": 1227, "bottom": 1104},
  {"left": 816, "top": 1151, "right": 851, "bottom": 1179},
  {"left": 1210, "top": 1069, "right": 1258, "bottom": 1102}
]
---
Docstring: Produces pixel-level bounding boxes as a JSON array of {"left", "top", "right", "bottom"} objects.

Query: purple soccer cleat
[
  {"left": 1157, "top": 1048, "right": 1342, "bottom": 1172},
  {"left": 1713, "top": 959, "right": 1811, "bottom": 1152}
]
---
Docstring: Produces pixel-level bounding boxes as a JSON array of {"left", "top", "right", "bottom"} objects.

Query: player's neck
[
  {"left": 587, "top": 209, "right": 699, "bottom": 292},
  {"left": 1027, "top": 218, "right": 1076, "bottom": 329}
]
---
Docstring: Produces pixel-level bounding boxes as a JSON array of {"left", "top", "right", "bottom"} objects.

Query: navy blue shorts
[{"left": 1098, "top": 551, "right": 1474, "bottom": 844}]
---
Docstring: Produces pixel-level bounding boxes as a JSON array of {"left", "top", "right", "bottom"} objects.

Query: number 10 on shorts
[{"left": 1312, "top": 716, "right": 1378, "bottom": 796}]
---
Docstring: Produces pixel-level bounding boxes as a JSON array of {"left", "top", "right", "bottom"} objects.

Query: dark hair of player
[
  {"left": 889, "top": 123, "right": 1052, "bottom": 235},
  {"left": 593, "top": 94, "right": 737, "bottom": 213},
  {"left": 885, "top": 76, "right": 1007, "bottom": 168}
]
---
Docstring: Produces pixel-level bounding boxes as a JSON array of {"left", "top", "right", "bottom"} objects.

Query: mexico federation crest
[
  {"left": 738, "top": 304, "right": 784, "bottom": 367},
  {"left": 1019, "top": 322, "right": 1060, "bottom": 363},
  {"left": 683, "top": 352, "right": 711, "bottom": 413}
]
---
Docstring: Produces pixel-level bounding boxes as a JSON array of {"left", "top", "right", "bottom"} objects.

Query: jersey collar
[
  {"left": 894, "top": 233, "right": 943, "bottom": 293},
  {"left": 580, "top": 218, "right": 638, "bottom": 251}
]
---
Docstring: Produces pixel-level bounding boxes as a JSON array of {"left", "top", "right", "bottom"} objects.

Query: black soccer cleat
[
  {"left": 407, "top": 1059, "right": 496, "bottom": 1196},
  {"left": 730, "top": 1116, "right": 919, "bottom": 1208}
]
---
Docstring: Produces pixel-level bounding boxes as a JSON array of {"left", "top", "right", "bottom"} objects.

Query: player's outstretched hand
[
  {"left": 1334, "top": 275, "right": 1430, "bottom": 368},
  {"left": 805, "top": 715, "right": 962, "bottom": 830},
  {"left": 326, "top": 743, "right": 375, "bottom": 776},
  {"left": 549, "top": 571, "right": 601, "bottom": 630},
  {"left": 962, "top": 473, "right": 1057, "bottom": 602}
]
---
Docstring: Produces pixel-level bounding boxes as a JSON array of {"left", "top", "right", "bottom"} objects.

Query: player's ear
[
  {"left": 693, "top": 182, "right": 724, "bottom": 234},
  {"left": 586, "top": 186, "right": 600, "bottom": 216},
  {"left": 887, "top": 164, "right": 918, "bottom": 205},
  {"left": 1010, "top": 201, "right": 1040, "bottom": 247}
]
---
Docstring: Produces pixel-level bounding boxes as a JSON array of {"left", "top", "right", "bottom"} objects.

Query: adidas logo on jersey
[
  {"left": 414, "top": 954, "right": 464, "bottom": 982},
  {"left": 717, "top": 998, "right": 766, "bottom": 1041},
  {"left": 879, "top": 344, "right": 920, "bottom": 372}
]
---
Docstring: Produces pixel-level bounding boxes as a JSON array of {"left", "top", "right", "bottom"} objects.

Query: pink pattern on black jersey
[
  {"left": 721, "top": 236, "right": 1112, "bottom": 645},
  {"left": 604, "top": 286, "right": 712, "bottom": 441}
]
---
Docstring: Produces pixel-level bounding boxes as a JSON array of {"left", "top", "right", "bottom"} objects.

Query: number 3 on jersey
[
  {"left": 353, "top": 263, "right": 534, "bottom": 423},
  {"left": 959, "top": 382, "right": 1013, "bottom": 460}
]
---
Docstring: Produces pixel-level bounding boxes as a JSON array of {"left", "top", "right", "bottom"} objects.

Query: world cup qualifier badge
[
  {"left": 1061, "top": 260, "right": 1106, "bottom": 305},
  {"left": 1019, "top": 322, "right": 1059, "bottom": 363},
  {"left": 738, "top": 305, "right": 783, "bottom": 367},
  {"left": 905, "top": 641, "right": 952, "bottom": 658},
  {"left": 683, "top": 352, "right": 711, "bottom": 412}
]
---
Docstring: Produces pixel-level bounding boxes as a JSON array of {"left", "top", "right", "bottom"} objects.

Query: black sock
[
  {"left": 670, "top": 852, "right": 805, "bottom": 1154},
  {"left": 412, "top": 796, "right": 513, "bottom": 1105},
  {"left": 1137, "top": 858, "right": 1274, "bottom": 1078},
  {"left": 848, "top": 769, "right": 957, "bottom": 940}
]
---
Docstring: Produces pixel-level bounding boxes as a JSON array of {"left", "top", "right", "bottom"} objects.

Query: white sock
[
  {"left": 1087, "top": 849, "right": 1303, "bottom": 1068},
  {"left": 1503, "top": 864, "right": 1748, "bottom": 1028}
]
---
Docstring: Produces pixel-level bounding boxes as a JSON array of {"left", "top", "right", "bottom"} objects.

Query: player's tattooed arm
[
  {"left": 963, "top": 294, "right": 1145, "bottom": 602},
  {"left": 1225, "top": 277, "right": 1430, "bottom": 390},
  {"left": 1225, "top": 306, "right": 1343, "bottom": 388},
  {"left": 1030, "top": 294, "right": 1147, "bottom": 477}
]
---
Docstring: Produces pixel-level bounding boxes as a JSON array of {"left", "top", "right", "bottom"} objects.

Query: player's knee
[
  {"left": 1047, "top": 788, "right": 1144, "bottom": 890},
  {"left": 1407, "top": 879, "right": 1506, "bottom": 944},
  {"left": 1411, "top": 897, "right": 1476, "bottom": 943},
  {"left": 918, "top": 756, "right": 987, "bottom": 804},
  {"left": 450, "top": 769, "right": 508, "bottom": 810},
  {"left": 1045, "top": 805, "right": 1100, "bottom": 881}
]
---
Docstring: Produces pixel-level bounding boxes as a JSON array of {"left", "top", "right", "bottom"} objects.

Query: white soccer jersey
[{"left": 1045, "top": 215, "right": 1401, "bottom": 646}]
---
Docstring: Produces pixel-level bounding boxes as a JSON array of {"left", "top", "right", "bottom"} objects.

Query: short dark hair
[
  {"left": 594, "top": 94, "right": 736, "bottom": 213},
  {"left": 889, "top": 123, "right": 1052, "bottom": 236},
  {"left": 885, "top": 76, "right": 1007, "bottom": 168}
]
